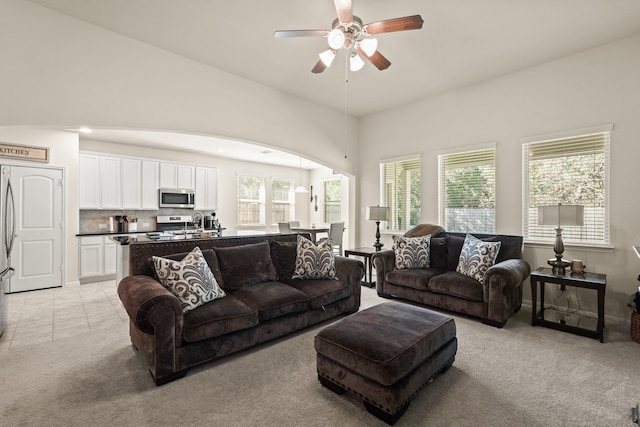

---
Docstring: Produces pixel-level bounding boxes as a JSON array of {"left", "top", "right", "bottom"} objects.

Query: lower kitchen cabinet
[{"left": 79, "top": 236, "right": 118, "bottom": 283}]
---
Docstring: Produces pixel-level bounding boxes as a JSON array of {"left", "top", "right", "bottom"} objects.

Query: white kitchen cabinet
[
  {"left": 99, "top": 156, "right": 122, "bottom": 209},
  {"left": 78, "top": 154, "right": 100, "bottom": 209},
  {"left": 160, "top": 162, "right": 195, "bottom": 189},
  {"left": 195, "top": 167, "right": 218, "bottom": 210},
  {"left": 79, "top": 236, "right": 118, "bottom": 282},
  {"left": 141, "top": 160, "right": 159, "bottom": 209},
  {"left": 121, "top": 158, "right": 141, "bottom": 209}
]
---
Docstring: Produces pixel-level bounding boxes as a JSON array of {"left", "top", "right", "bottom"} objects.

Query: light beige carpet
[{"left": 1, "top": 287, "right": 639, "bottom": 427}]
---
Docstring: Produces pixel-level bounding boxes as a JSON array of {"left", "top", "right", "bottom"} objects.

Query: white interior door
[{"left": 8, "top": 166, "right": 63, "bottom": 292}]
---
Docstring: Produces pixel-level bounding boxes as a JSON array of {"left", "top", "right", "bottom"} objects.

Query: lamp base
[
  {"left": 372, "top": 242, "right": 384, "bottom": 251},
  {"left": 548, "top": 258, "right": 571, "bottom": 275}
]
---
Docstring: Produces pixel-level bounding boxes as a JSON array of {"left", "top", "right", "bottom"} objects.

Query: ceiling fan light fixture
[
  {"left": 327, "top": 28, "right": 346, "bottom": 49},
  {"left": 359, "top": 38, "right": 378, "bottom": 57},
  {"left": 318, "top": 49, "right": 336, "bottom": 67},
  {"left": 349, "top": 52, "right": 365, "bottom": 71}
]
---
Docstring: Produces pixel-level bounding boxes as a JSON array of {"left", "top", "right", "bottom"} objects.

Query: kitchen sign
[{"left": 0, "top": 142, "right": 49, "bottom": 163}]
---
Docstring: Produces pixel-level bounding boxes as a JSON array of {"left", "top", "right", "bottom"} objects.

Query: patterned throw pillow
[
  {"left": 292, "top": 235, "right": 336, "bottom": 280},
  {"left": 393, "top": 235, "right": 431, "bottom": 269},
  {"left": 456, "top": 234, "right": 502, "bottom": 282},
  {"left": 152, "top": 246, "right": 226, "bottom": 313}
]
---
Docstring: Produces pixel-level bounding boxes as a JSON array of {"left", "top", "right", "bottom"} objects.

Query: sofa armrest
[
  {"left": 484, "top": 259, "right": 531, "bottom": 292},
  {"left": 117, "top": 274, "right": 183, "bottom": 336},
  {"left": 372, "top": 250, "right": 395, "bottom": 295},
  {"left": 334, "top": 256, "right": 364, "bottom": 312}
]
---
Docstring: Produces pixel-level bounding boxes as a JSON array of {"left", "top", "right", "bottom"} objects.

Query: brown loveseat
[
  {"left": 372, "top": 229, "right": 530, "bottom": 327},
  {"left": 117, "top": 233, "right": 364, "bottom": 385}
]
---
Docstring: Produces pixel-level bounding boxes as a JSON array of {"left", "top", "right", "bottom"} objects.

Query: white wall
[{"left": 359, "top": 34, "right": 640, "bottom": 320}]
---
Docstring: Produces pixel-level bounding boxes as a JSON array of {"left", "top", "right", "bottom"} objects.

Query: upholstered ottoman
[{"left": 315, "top": 301, "right": 457, "bottom": 425}]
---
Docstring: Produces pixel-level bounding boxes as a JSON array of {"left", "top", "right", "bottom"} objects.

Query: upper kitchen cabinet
[
  {"left": 195, "top": 167, "right": 218, "bottom": 210},
  {"left": 79, "top": 154, "right": 100, "bottom": 209},
  {"left": 141, "top": 160, "right": 159, "bottom": 209},
  {"left": 121, "top": 158, "right": 141, "bottom": 209},
  {"left": 160, "top": 162, "right": 195, "bottom": 190},
  {"left": 99, "top": 156, "right": 122, "bottom": 209}
]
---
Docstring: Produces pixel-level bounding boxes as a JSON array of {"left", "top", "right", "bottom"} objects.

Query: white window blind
[
  {"left": 271, "top": 178, "right": 293, "bottom": 224},
  {"left": 523, "top": 130, "right": 610, "bottom": 245},
  {"left": 381, "top": 157, "right": 421, "bottom": 232},
  {"left": 439, "top": 148, "right": 495, "bottom": 233},
  {"left": 237, "top": 175, "right": 265, "bottom": 225}
]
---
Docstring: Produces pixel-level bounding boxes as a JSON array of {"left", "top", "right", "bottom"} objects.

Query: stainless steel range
[{"left": 155, "top": 215, "right": 200, "bottom": 235}]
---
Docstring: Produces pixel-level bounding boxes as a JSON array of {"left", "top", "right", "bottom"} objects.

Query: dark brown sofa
[
  {"left": 117, "top": 233, "right": 364, "bottom": 385},
  {"left": 372, "top": 231, "right": 530, "bottom": 327}
]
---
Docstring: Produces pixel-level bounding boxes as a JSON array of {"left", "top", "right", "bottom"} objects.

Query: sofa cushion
[
  {"left": 386, "top": 268, "right": 444, "bottom": 291},
  {"left": 292, "top": 235, "right": 336, "bottom": 280},
  {"left": 233, "top": 281, "right": 310, "bottom": 321},
  {"left": 286, "top": 278, "right": 351, "bottom": 309},
  {"left": 456, "top": 234, "right": 501, "bottom": 282},
  {"left": 152, "top": 247, "right": 226, "bottom": 313},
  {"left": 392, "top": 234, "right": 431, "bottom": 269},
  {"left": 428, "top": 271, "right": 484, "bottom": 302},
  {"left": 446, "top": 234, "right": 502, "bottom": 271},
  {"left": 183, "top": 294, "right": 259, "bottom": 342},
  {"left": 214, "top": 241, "right": 278, "bottom": 291},
  {"left": 270, "top": 240, "right": 297, "bottom": 280},
  {"left": 430, "top": 237, "right": 448, "bottom": 270}
]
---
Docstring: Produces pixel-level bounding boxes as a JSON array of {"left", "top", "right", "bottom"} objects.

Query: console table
[
  {"left": 530, "top": 267, "right": 606, "bottom": 342},
  {"left": 344, "top": 247, "right": 378, "bottom": 288}
]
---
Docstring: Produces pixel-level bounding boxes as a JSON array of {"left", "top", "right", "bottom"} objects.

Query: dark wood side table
[
  {"left": 344, "top": 247, "right": 378, "bottom": 288},
  {"left": 530, "top": 267, "right": 606, "bottom": 342}
]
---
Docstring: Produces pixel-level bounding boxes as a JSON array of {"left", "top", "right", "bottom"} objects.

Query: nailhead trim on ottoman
[{"left": 315, "top": 301, "right": 457, "bottom": 425}]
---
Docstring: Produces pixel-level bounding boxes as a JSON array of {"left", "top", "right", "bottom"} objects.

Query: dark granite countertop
[{"left": 76, "top": 231, "right": 150, "bottom": 237}]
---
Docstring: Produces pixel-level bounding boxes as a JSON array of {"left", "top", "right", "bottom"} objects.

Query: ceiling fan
[{"left": 274, "top": 0, "right": 424, "bottom": 74}]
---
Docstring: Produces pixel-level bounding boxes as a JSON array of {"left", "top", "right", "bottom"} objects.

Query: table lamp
[
  {"left": 366, "top": 205, "right": 388, "bottom": 251},
  {"left": 537, "top": 203, "right": 584, "bottom": 275}
]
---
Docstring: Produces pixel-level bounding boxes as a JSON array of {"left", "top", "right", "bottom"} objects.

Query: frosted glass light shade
[
  {"left": 359, "top": 38, "right": 378, "bottom": 56},
  {"left": 328, "top": 28, "right": 346, "bottom": 49},
  {"left": 350, "top": 53, "right": 364, "bottom": 71},
  {"left": 319, "top": 49, "right": 336, "bottom": 67}
]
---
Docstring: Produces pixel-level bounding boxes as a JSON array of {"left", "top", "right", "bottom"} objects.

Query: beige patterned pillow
[
  {"left": 292, "top": 235, "right": 336, "bottom": 279},
  {"left": 393, "top": 235, "right": 431, "bottom": 269},
  {"left": 456, "top": 234, "right": 501, "bottom": 282},
  {"left": 152, "top": 246, "right": 226, "bottom": 312}
]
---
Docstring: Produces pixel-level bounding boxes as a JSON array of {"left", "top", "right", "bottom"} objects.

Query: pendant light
[{"left": 294, "top": 156, "right": 308, "bottom": 193}]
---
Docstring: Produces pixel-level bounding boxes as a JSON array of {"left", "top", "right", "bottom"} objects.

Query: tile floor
[{"left": 0, "top": 280, "right": 127, "bottom": 352}]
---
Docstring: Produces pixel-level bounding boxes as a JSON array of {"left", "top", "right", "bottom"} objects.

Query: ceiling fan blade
[
  {"left": 311, "top": 59, "right": 327, "bottom": 74},
  {"left": 364, "top": 15, "right": 424, "bottom": 35},
  {"left": 273, "top": 29, "right": 329, "bottom": 38},
  {"left": 357, "top": 47, "right": 391, "bottom": 70},
  {"left": 334, "top": 0, "right": 353, "bottom": 24}
]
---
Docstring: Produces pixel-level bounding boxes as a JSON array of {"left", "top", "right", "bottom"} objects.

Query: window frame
[
  {"left": 323, "top": 178, "right": 342, "bottom": 223},
  {"left": 438, "top": 146, "right": 496, "bottom": 234},
  {"left": 237, "top": 174, "right": 266, "bottom": 226},
  {"left": 522, "top": 124, "right": 612, "bottom": 247},
  {"left": 270, "top": 177, "right": 294, "bottom": 225},
  {"left": 379, "top": 155, "right": 421, "bottom": 233}
]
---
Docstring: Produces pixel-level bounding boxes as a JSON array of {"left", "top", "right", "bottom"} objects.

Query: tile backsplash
[{"left": 78, "top": 209, "right": 209, "bottom": 233}]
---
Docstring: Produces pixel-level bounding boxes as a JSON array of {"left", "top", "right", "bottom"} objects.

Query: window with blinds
[
  {"left": 523, "top": 130, "right": 610, "bottom": 245},
  {"left": 381, "top": 157, "right": 421, "bottom": 232},
  {"left": 439, "top": 148, "right": 495, "bottom": 233},
  {"left": 324, "top": 179, "right": 341, "bottom": 223},
  {"left": 271, "top": 178, "right": 293, "bottom": 224},
  {"left": 237, "top": 175, "right": 265, "bottom": 225}
]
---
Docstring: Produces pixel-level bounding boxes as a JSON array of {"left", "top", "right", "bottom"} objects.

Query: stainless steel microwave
[{"left": 159, "top": 188, "right": 196, "bottom": 208}]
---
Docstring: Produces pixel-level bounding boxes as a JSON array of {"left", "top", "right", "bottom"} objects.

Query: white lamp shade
[
  {"left": 366, "top": 206, "right": 388, "bottom": 221},
  {"left": 359, "top": 38, "right": 378, "bottom": 57},
  {"left": 328, "top": 28, "right": 346, "bottom": 50},
  {"left": 294, "top": 185, "right": 309, "bottom": 193},
  {"left": 349, "top": 53, "right": 365, "bottom": 71},
  {"left": 319, "top": 49, "right": 336, "bottom": 67},
  {"left": 538, "top": 204, "right": 584, "bottom": 227}
]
